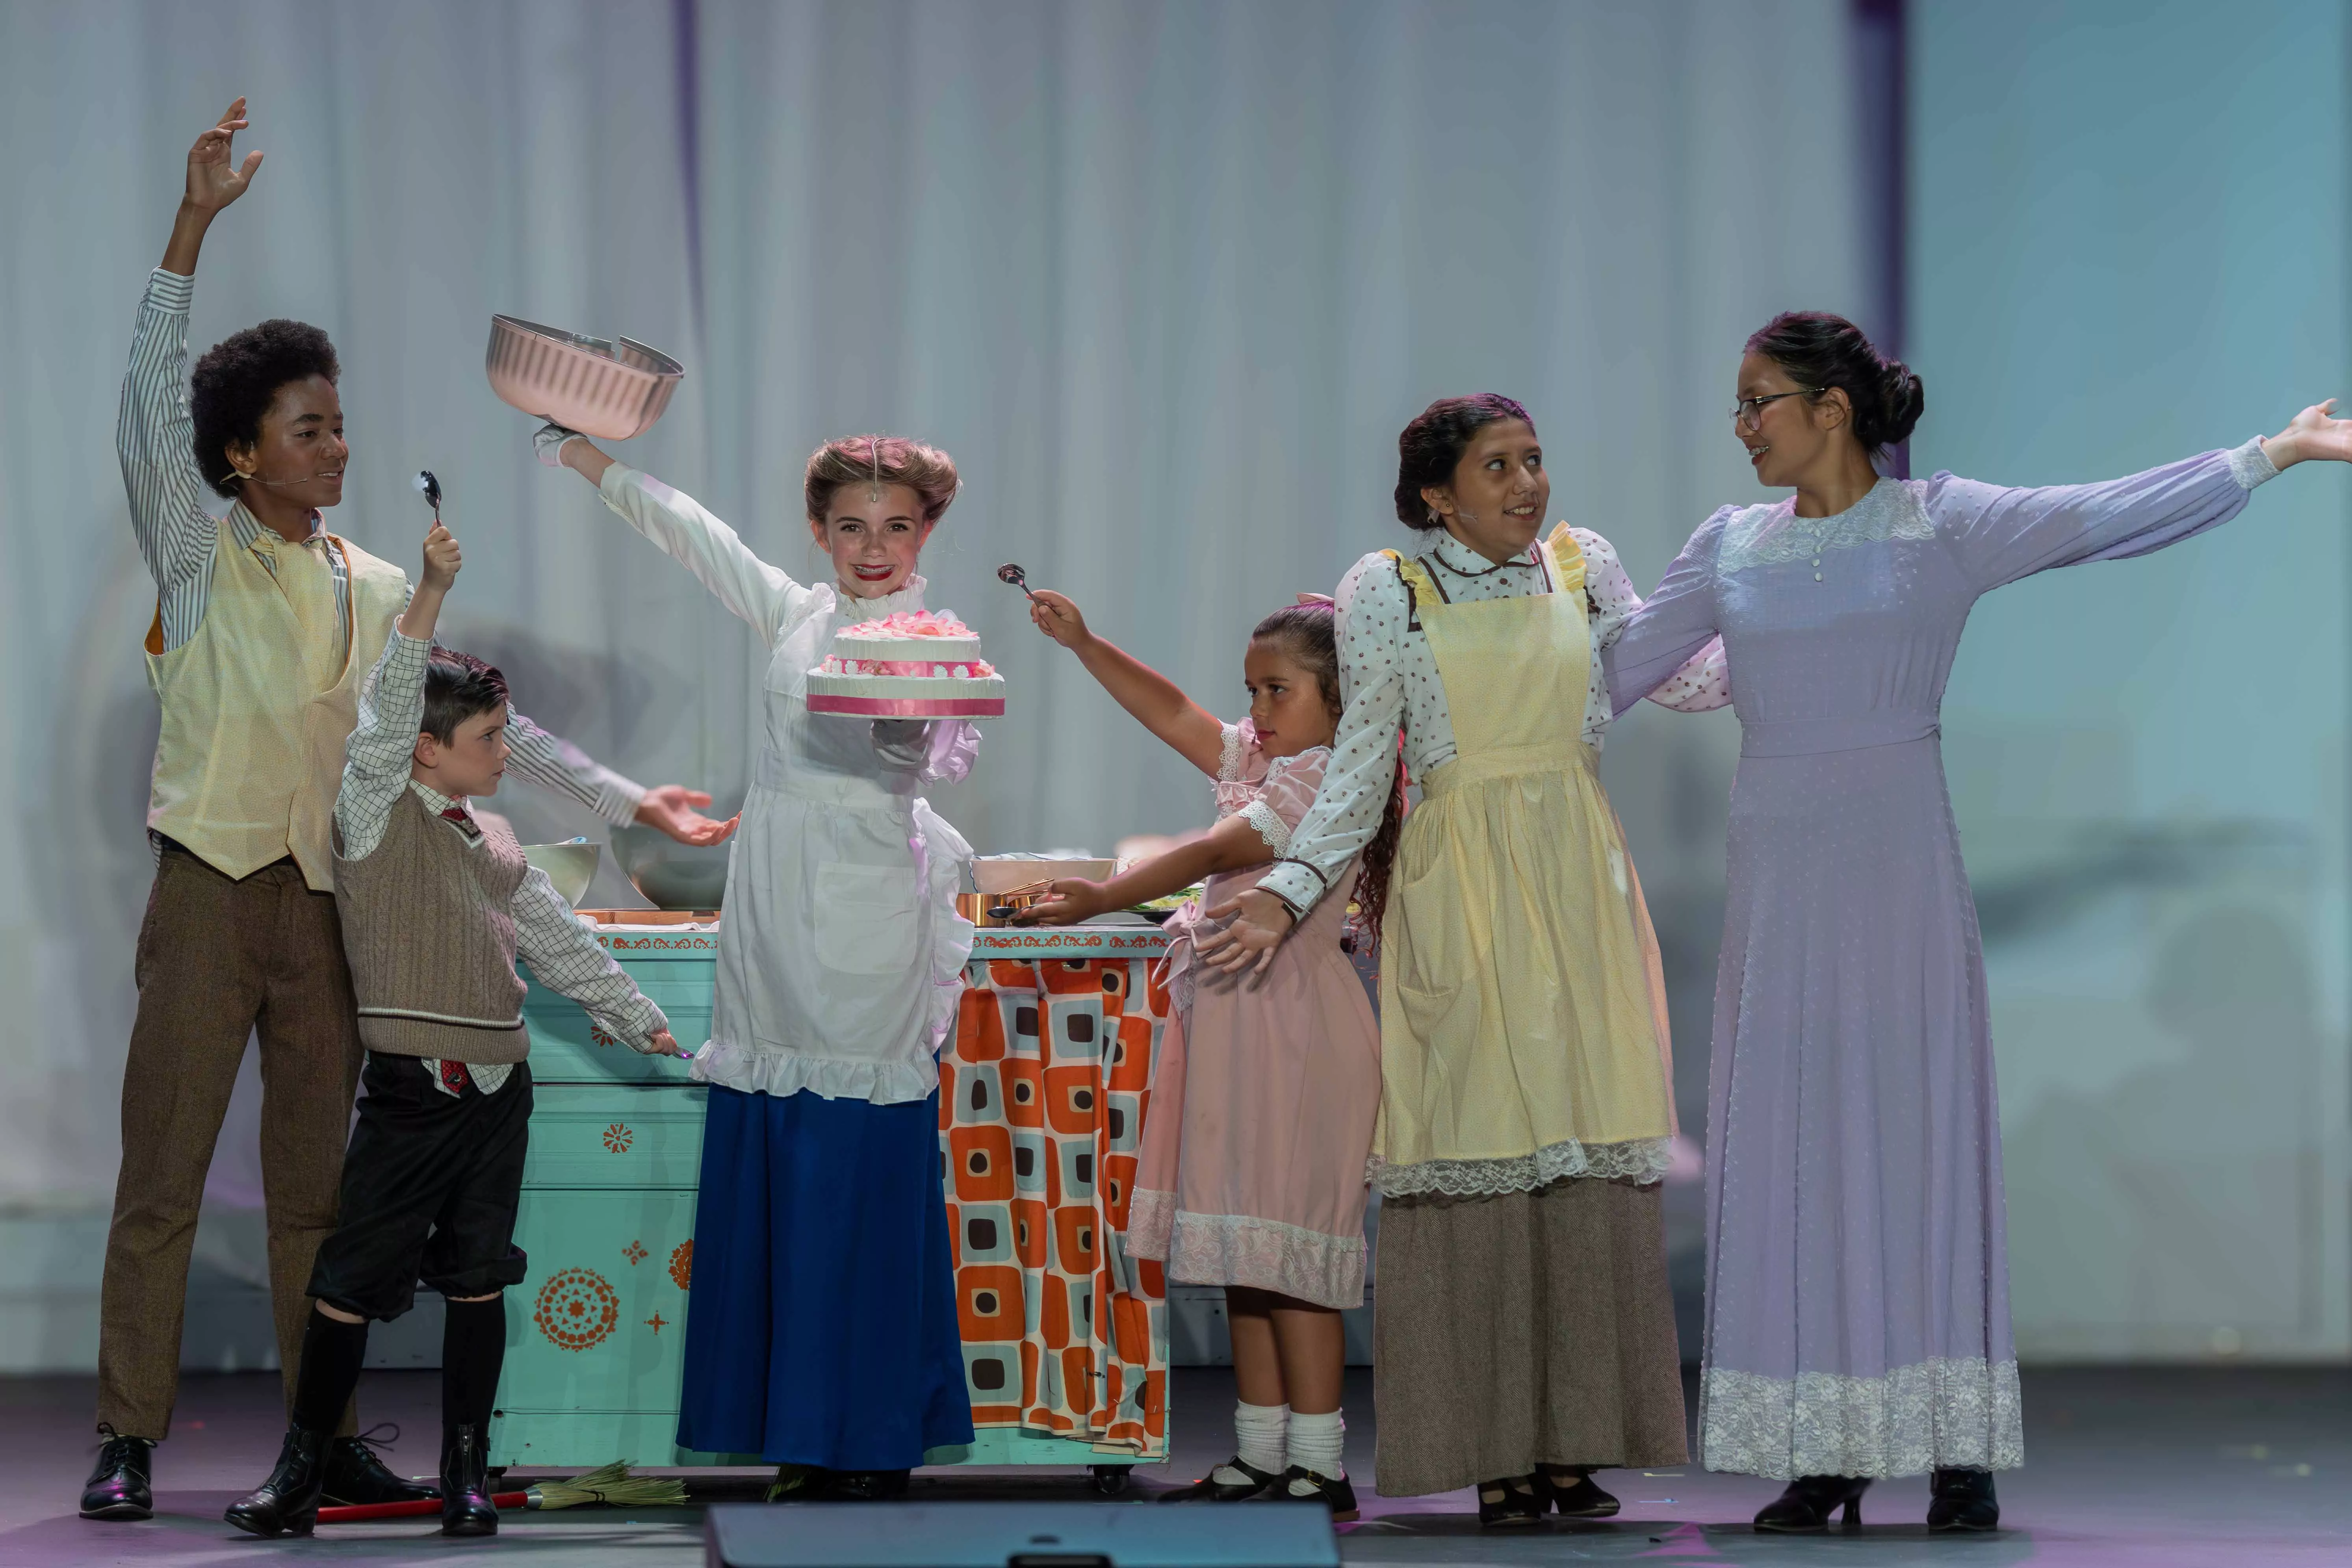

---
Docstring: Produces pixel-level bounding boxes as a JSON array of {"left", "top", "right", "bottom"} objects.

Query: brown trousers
[
  {"left": 1372, "top": 1176, "right": 1689, "bottom": 1496},
  {"left": 97, "top": 847, "right": 362, "bottom": 1440}
]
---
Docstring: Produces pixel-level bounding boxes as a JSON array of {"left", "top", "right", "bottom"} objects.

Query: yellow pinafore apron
[{"left": 1374, "top": 538, "right": 1675, "bottom": 1178}]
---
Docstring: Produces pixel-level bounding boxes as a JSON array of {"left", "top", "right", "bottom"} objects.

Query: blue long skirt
[{"left": 676, "top": 1084, "right": 973, "bottom": 1468}]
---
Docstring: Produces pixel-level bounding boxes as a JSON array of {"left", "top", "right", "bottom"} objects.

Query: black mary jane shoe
[
  {"left": 1157, "top": 1456, "right": 1281, "bottom": 1503},
  {"left": 322, "top": 1426, "right": 439, "bottom": 1506},
  {"left": 438, "top": 1424, "right": 499, "bottom": 1537},
  {"left": 1276, "top": 1466, "right": 1359, "bottom": 1522},
  {"left": 1927, "top": 1468, "right": 2000, "bottom": 1532},
  {"left": 225, "top": 1428, "right": 330, "bottom": 1538},
  {"left": 79, "top": 1426, "right": 154, "bottom": 1521},
  {"left": 766, "top": 1463, "right": 832, "bottom": 1502},
  {"left": 1476, "top": 1474, "right": 1546, "bottom": 1528},
  {"left": 1753, "top": 1474, "right": 1870, "bottom": 1533},
  {"left": 831, "top": 1469, "right": 911, "bottom": 1502},
  {"left": 1535, "top": 1466, "right": 1620, "bottom": 1519}
]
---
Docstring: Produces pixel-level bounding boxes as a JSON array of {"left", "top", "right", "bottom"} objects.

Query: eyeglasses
[{"left": 1729, "top": 387, "right": 1820, "bottom": 430}]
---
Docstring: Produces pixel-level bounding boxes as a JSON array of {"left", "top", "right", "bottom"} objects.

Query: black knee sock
[
  {"left": 440, "top": 1297, "right": 507, "bottom": 1438},
  {"left": 290, "top": 1308, "right": 371, "bottom": 1436}
]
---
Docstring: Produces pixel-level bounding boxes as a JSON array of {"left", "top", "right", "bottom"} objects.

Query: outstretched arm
[
  {"left": 1028, "top": 590, "right": 1225, "bottom": 776},
  {"left": 1018, "top": 813, "right": 1275, "bottom": 925},
  {"left": 536, "top": 425, "right": 813, "bottom": 640},
  {"left": 122, "top": 99, "right": 265, "bottom": 636}
]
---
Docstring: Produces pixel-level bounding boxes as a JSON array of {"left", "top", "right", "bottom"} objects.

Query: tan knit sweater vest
[
  {"left": 145, "top": 516, "right": 409, "bottom": 890},
  {"left": 333, "top": 789, "right": 533, "bottom": 1063}
]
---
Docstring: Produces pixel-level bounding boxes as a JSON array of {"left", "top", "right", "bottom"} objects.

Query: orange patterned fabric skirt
[{"left": 939, "top": 955, "right": 1170, "bottom": 1456}]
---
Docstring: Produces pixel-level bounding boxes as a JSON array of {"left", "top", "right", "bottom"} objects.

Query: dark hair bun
[
  {"left": 1393, "top": 394, "right": 1535, "bottom": 529},
  {"left": 1743, "top": 311, "right": 1924, "bottom": 458}
]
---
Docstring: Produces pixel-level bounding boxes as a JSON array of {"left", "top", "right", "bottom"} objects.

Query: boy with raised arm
[{"left": 226, "top": 521, "right": 682, "bottom": 1538}]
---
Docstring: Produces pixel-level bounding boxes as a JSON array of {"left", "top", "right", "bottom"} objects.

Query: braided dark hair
[
  {"left": 1744, "top": 311, "right": 1924, "bottom": 460},
  {"left": 1249, "top": 602, "right": 1406, "bottom": 953},
  {"left": 1393, "top": 394, "right": 1534, "bottom": 530}
]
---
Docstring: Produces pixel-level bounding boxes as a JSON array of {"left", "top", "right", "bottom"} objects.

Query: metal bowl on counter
[
  {"left": 609, "top": 794, "right": 740, "bottom": 911},
  {"left": 485, "top": 315, "right": 685, "bottom": 441},
  {"left": 521, "top": 839, "right": 602, "bottom": 906}
]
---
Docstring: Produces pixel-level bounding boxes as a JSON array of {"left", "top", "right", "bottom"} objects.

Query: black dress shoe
[
  {"left": 1536, "top": 1466, "right": 1621, "bottom": 1518},
  {"left": 830, "top": 1469, "right": 911, "bottom": 1502},
  {"left": 1275, "top": 1466, "right": 1358, "bottom": 1522},
  {"left": 1927, "top": 1468, "right": 1999, "bottom": 1532},
  {"left": 1476, "top": 1474, "right": 1545, "bottom": 1528},
  {"left": 1754, "top": 1474, "right": 1869, "bottom": 1533},
  {"left": 1157, "top": 1455, "right": 1281, "bottom": 1503},
  {"left": 79, "top": 1426, "right": 154, "bottom": 1521},
  {"left": 439, "top": 1424, "right": 499, "bottom": 1536},
  {"left": 225, "top": 1428, "right": 330, "bottom": 1538},
  {"left": 322, "top": 1430, "right": 439, "bottom": 1506}
]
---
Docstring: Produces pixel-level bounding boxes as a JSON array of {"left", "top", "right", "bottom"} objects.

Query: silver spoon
[
  {"left": 414, "top": 469, "right": 442, "bottom": 530},
  {"left": 997, "top": 562, "right": 1040, "bottom": 601}
]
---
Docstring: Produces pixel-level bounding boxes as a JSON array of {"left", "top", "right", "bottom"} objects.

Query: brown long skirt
[{"left": 1372, "top": 1176, "right": 1687, "bottom": 1496}]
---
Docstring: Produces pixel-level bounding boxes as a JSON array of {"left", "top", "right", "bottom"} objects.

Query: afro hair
[{"left": 189, "top": 318, "right": 340, "bottom": 498}]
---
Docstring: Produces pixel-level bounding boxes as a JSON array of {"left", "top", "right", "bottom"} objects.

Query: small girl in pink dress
[{"left": 1024, "top": 593, "right": 1399, "bottom": 1520}]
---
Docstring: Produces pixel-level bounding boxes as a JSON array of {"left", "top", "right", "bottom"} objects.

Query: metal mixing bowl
[
  {"left": 485, "top": 315, "right": 685, "bottom": 441},
  {"left": 521, "top": 840, "right": 602, "bottom": 906},
  {"left": 608, "top": 794, "right": 741, "bottom": 911}
]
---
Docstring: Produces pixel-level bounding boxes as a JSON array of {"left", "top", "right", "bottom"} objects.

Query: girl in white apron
[{"left": 537, "top": 426, "right": 978, "bottom": 1499}]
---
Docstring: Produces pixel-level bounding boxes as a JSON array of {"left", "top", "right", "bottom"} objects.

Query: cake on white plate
[{"left": 805, "top": 609, "right": 1006, "bottom": 718}]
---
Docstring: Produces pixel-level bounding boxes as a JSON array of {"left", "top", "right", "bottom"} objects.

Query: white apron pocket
[{"left": 814, "top": 862, "right": 922, "bottom": 976}]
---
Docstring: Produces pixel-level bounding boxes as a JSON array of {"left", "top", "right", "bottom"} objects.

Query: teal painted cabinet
[{"left": 492, "top": 923, "right": 1173, "bottom": 1475}]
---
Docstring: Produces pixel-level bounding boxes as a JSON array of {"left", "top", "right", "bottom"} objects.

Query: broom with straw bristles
[{"left": 315, "top": 1461, "right": 688, "bottom": 1524}]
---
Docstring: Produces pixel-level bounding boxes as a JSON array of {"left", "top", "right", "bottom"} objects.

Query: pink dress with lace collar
[{"left": 1126, "top": 720, "right": 1381, "bottom": 1309}]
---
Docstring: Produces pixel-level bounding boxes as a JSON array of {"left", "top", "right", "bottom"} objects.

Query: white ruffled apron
[{"left": 691, "top": 585, "right": 976, "bottom": 1105}]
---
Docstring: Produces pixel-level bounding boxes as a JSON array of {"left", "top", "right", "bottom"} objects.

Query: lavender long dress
[{"left": 1605, "top": 441, "right": 2279, "bottom": 1479}]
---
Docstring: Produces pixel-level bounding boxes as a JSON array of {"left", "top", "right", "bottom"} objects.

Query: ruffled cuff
[
  {"left": 2228, "top": 435, "right": 2281, "bottom": 491},
  {"left": 922, "top": 720, "right": 982, "bottom": 785}
]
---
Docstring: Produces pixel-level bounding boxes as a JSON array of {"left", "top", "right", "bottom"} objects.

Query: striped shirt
[
  {"left": 119, "top": 268, "right": 646, "bottom": 832},
  {"left": 340, "top": 631, "right": 668, "bottom": 1095}
]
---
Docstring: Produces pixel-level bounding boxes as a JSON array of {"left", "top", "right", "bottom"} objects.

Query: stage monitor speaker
[{"left": 705, "top": 1500, "right": 1341, "bottom": 1568}]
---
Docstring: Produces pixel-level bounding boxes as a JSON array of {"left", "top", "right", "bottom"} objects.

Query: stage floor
[{"left": 2, "top": 1366, "right": 2342, "bottom": 1566}]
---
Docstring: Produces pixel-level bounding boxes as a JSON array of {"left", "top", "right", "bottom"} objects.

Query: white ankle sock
[
  {"left": 1286, "top": 1408, "right": 1345, "bottom": 1481},
  {"left": 1224, "top": 1400, "right": 1289, "bottom": 1481}
]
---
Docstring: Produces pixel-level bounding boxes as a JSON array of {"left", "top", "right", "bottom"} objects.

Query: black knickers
[{"left": 306, "top": 1054, "right": 533, "bottom": 1321}]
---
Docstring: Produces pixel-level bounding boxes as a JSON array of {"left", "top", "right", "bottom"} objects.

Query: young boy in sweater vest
[{"left": 226, "top": 521, "right": 682, "bottom": 1539}]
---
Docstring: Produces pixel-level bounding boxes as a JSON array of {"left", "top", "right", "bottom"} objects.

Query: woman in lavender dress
[{"left": 1606, "top": 312, "right": 2352, "bottom": 1534}]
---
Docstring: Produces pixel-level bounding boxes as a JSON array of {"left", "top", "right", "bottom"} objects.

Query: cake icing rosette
[{"left": 805, "top": 609, "right": 1006, "bottom": 717}]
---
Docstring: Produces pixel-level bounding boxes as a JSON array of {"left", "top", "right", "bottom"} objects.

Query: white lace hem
[
  {"left": 1370, "top": 1134, "right": 1672, "bottom": 1197},
  {"left": 1240, "top": 799, "right": 1290, "bottom": 857},
  {"left": 692, "top": 1036, "right": 940, "bottom": 1104},
  {"left": 1698, "top": 1356, "right": 2024, "bottom": 1480},
  {"left": 1124, "top": 1192, "right": 1364, "bottom": 1309}
]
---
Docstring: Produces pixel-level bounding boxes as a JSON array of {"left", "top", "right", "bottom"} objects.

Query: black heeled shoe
[
  {"left": 438, "top": 1424, "right": 499, "bottom": 1536},
  {"left": 1276, "top": 1466, "right": 1359, "bottom": 1522},
  {"left": 1753, "top": 1474, "right": 1869, "bottom": 1533},
  {"left": 831, "top": 1469, "right": 910, "bottom": 1501},
  {"left": 1927, "top": 1468, "right": 1999, "bottom": 1532},
  {"left": 1536, "top": 1466, "right": 1621, "bottom": 1518},
  {"left": 322, "top": 1427, "right": 439, "bottom": 1506},
  {"left": 80, "top": 1426, "right": 154, "bottom": 1521},
  {"left": 1476, "top": 1474, "right": 1545, "bottom": 1528},
  {"left": 225, "top": 1428, "right": 330, "bottom": 1538},
  {"left": 1157, "top": 1455, "right": 1281, "bottom": 1503}
]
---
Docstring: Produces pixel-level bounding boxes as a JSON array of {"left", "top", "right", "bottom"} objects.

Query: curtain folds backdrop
[{"left": 0, "top": 0, "right": 1867, "bottom": 1219}]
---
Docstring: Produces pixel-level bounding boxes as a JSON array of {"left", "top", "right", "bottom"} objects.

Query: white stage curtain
[{"left": 0, "top": 0, "right": 1865, "bottom": 1227}]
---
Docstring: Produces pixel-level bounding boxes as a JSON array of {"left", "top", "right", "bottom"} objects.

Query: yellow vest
[{"left": 145, "top": 515, "right": 409, "bottom": 891}]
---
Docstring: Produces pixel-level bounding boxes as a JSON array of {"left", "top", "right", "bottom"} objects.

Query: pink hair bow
[{"left": 1295, "top": 592, "right": 1335, "bottom": 607}]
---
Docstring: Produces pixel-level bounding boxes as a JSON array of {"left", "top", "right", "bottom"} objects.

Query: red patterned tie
[
  {"left": 438, "top": 1059, "right": 472, "bottom": 1095},
  {"left": 440, "top": 804, "right": 479, "bottom": 837}
]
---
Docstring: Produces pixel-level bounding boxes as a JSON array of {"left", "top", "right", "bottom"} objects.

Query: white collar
[{"left": 1428, "top": 531, "right": 1538, "bottom": 576}]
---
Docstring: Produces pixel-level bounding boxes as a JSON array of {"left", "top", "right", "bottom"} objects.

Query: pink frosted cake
[{"left": 805, "top": 610, "right": 1006, "bottom": 718}]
